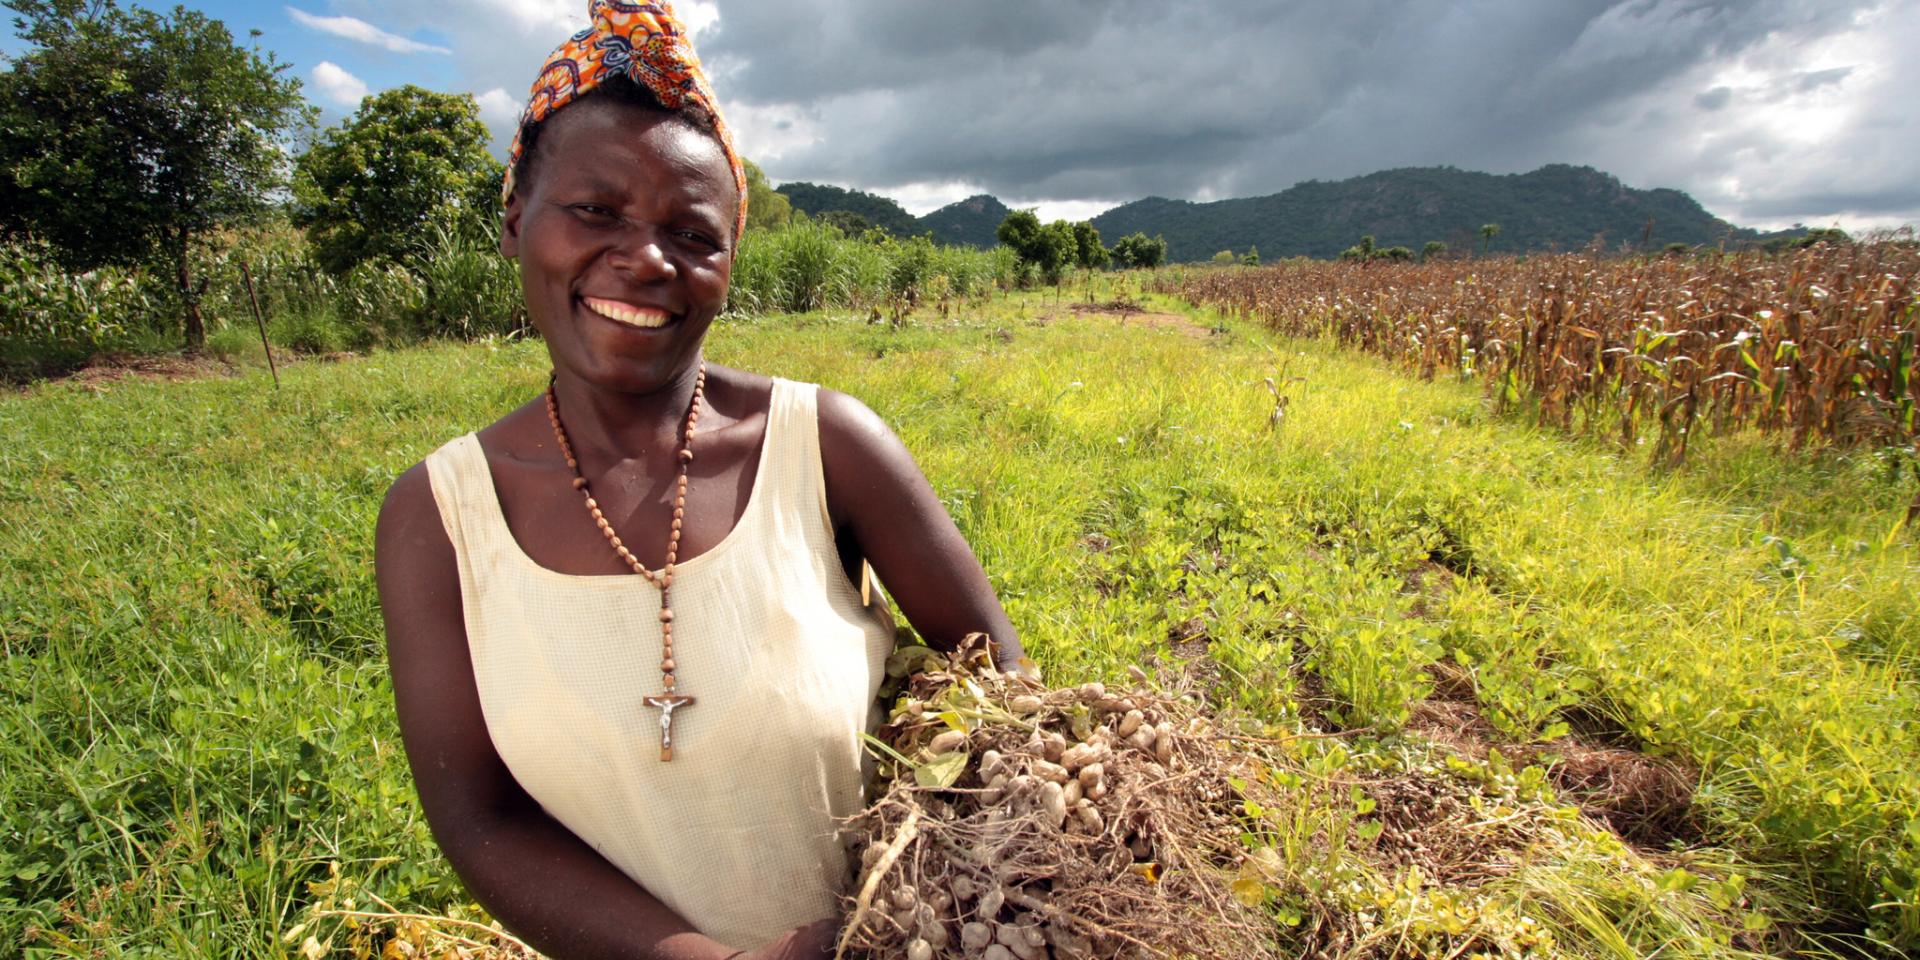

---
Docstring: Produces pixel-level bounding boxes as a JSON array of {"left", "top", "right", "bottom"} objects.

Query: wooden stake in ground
[{"left": 240, "top": 261, "right": 279, "bottom": 388}]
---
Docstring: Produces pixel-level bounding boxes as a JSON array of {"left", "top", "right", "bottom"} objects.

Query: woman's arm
[
  {"left": 376, "top": 464, "right": 835, "bottom": 960},
  {"left": 816, "top": 390, "right": 1028, "bottom": 672}
]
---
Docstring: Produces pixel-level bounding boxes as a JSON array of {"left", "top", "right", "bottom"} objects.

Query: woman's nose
[{"left": 607, "top": 227, "right": 677, "bottom": 281}]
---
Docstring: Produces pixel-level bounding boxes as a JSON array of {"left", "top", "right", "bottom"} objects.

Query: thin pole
[{"left": 240, "top": 261, "right": 279, "bottom": 388}]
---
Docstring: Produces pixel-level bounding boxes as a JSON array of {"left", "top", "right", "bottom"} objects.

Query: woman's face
[{"left": 501, "top": 99, "right": 737, "bottom": 395}]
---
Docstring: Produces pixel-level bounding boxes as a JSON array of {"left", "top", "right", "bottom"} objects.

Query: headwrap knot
[{"left": 504, "top": 0, "right": 749, "bottom": 242}]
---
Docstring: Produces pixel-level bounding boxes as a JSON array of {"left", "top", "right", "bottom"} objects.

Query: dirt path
[{"left": 1051, "top": 300, "right": 1219, "bottom": 338}]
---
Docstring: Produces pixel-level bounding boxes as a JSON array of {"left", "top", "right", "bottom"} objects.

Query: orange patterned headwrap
[{"left": 503, "top": 0, "right": 749, "bottom": 242}]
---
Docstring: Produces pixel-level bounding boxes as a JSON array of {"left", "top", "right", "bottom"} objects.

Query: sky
[{"left": 4, "top": 0, "right": 1916, "bottom": 231}]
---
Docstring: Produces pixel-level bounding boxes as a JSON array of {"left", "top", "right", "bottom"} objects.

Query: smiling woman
[{"left": 371, "top": 3, "right": 1024, "bottom": 959}]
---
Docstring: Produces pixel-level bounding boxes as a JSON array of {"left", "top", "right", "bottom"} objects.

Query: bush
[
  {"left": 409, "top": 222, "right": 525, "bottom": 339},
  {"left": 339, "top": 261, "right": 427, "bottom": 344}
]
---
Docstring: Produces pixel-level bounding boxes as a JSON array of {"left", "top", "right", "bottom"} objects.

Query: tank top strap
[
  {"left": 759, "top": 378, "right": 834, "bottom": 535},
  {"left": 423, "top": 433, "right": 506, "bottom": 565}
]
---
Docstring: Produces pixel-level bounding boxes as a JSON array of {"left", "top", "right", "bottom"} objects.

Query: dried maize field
[{"left": 1160, "top": 244, "right": 1920, "bottom": 478}]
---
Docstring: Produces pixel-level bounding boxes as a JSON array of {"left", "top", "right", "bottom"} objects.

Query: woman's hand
[{"left": 733, "top": 918, "right": 840, "bottom": 960}]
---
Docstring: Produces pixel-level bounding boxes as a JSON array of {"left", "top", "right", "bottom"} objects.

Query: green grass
[{"left": 2, "top": 292, "right": 1916, "bottom": 957}]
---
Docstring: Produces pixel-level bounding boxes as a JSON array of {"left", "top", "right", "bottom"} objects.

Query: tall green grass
[{"left": 726, "top": 220, "right": 1015, "bottom": 316}]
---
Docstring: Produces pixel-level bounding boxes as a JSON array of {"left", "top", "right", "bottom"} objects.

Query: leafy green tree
[
  {"left": 742, "top": 159, "right": 791, "bottom": 233},
  {"left": 1211, "top": 249, "right": 1237, "bottom": 265},
  {"left": 293, "top": 85, "right": 500, "bottom": 275},
  {"left": 996, "top": 210, "right": 1074, "bottom": 285},
  {"left": 1109, "top": 232, "right": 1166, "bottom": 269},
  {"left": 0, "top": 0, "right": 314, "bottom": 347},
  {"left": 1381, "top": 246, "right": 1413, "bottom": 261},
  {"left": 1479, "top": 222, "right": 1501, "bottom": 255},
  {"left": 1421, "top": 241, "right": 1446, "bottom": 262},
  {"left": 996, "top": 208, "right": 1043, "bottom": 254},
  {"left": 1242, "top": 245, "right": 1260, "bottom": 266},
  {"left": 1070, "top": 220, "right": 1109, "bottom": 271},
  {"left": 1038, "top": 220, "right": 1077, "bottom": 285}
]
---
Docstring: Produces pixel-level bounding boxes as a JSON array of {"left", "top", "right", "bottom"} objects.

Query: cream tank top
[{"left": 424, "top": 378, "right": 896, "bottom": 951}]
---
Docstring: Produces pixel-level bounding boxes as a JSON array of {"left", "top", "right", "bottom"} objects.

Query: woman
[{"left": 373, "top": 4, "right": 1022, "bottom": 958}]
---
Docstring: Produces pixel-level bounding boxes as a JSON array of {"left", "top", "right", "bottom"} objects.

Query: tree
[
  {"left": 1242, "top": 245, "right": 1260, "bottom": 266},
  {"left": 0, "top": 0, "right": 314, "bottom": 347},
  {"left": 1038, "top": 220, "right": 1077, "bottom": 285},
  {"left": 742, "top": 159, "right": 791, "bottom": 233},
  {"left": 996, "top": 210, "right": 1074, "bottom": 285},
  {"left": 1340, "top": 235, "right": 1376, "bottom": 261},
  {"left": 1211, "top": 249, "right": 1237, "bottom": 265},
  {"left": 1070, "top": 220, "right": 1108, "bottom": 271},
  {"left": 294, "top": 85, "right": 500, "bottom": 275},
  {"left": 1479, "top": 222, "right": 1502, "bottom": 255},
  {"left": 1109, "top": 232, "right": 1165, "bottom": 270},
  {"left": 1421, "top": 241, "right": 1447, "bottom": 262}
]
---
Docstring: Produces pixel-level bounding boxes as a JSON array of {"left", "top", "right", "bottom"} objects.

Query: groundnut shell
[
  {"left": 1076, "top": 802, "right": 1104, "bottom": 832},
  {"left": 1009, "top": 694, "right": 1044, "bottom": 715},
  {"left": 1117, "top": 709, "right": 1145, "bottom": 737},
  {"left": 983, "top": 946, "right": 1017, "bottom": 960},
  {"left": 1077, "top": 762, "right": 1104, "bottom": 790},
  {"left": 928, "top": 730, "right": 967, "bottom": 755},
  {"left": 1040, "top": 780, "right": 1067, "bottom": 827},
  {"left": 980, "top": 749, "right": 1005, "bottom": 780},
  {"left": 978, "top": 886, "right": 1005, "bottom": 920},
  {"left": 1154, "top": 722, "right": 1175, "bottom": 763},
  {"left": 961, "top": 921, "right": 994, "bottom": 952},
  {"left": 907, "top": 939, "right": 933, "bottom": 960},
  {"left": 1029, "top": 759, "right": 1070, "bottom": 784},
  {"left": 1040, "top": 732, "right": 1067, "bottom": 762}
]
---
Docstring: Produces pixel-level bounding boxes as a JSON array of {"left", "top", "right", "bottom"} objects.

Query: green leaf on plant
[{"left": 915, "top": 750, "right": 967, "bottom": 789}]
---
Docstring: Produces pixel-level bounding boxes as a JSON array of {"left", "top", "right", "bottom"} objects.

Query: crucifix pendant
[{"left": 643, "top": 694, "right": 696, "bottom": 762}]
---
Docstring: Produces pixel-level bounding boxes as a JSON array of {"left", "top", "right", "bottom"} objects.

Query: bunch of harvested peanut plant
[{"left": 837, "top": 636, "right": 1286, "bottom": 960}]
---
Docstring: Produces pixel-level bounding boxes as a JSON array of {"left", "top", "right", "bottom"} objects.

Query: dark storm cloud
[{"left": 694, "top": 0, "right": 1916, "bottom": 227}]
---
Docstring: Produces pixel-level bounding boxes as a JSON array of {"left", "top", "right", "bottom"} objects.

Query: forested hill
[
  {"left": 1090, "top": 165, "right": 1766, "bottom": 262},
  {"left": 774, "top": 183, "right": 1009, "bottom": 248},
  {"left": 916, "top": 195, "right": 1012, "bottom": 248},
  {"left": 774, "top": 181, "right": 919, "bottom": 236}
]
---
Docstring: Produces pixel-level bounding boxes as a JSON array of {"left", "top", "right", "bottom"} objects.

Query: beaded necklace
[{"left": 544, "top": 362, "right": 705, "bottom": 761}]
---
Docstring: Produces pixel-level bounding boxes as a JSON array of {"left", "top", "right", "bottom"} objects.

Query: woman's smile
[{"left": 582, "top": 296, "right": 675, "bottom": 330}]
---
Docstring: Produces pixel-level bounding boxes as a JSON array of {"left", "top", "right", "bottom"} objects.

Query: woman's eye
[
  {"left": 677, "top": 229, "right": 721, "bottom": 250},
  {"left": 569, "top": 204, "right": 618, "bottom": 223}
]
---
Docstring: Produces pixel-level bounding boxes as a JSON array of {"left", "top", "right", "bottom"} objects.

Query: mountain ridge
[{"left": 777, "top": 164, "right": 1789, "bottom": 260}]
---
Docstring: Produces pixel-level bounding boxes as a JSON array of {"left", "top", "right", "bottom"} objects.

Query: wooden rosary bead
[{"left": 548, "top": 363, "right": 705, "bottom": 760}]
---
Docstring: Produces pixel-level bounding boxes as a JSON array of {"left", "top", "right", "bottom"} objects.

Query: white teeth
[{"left": 585, "top": 298, "right": 670, "bottom": 329}]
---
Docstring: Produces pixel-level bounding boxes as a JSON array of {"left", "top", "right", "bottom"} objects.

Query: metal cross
[{"left": 642, "top": 694, "right": 697, "bottom": 762}]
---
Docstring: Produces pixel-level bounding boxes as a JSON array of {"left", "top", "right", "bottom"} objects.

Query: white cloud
[
  {"left": 1030, "top": 199, "right": 1118, "bottom": 223},
  {"left": 476, "top": 88, "right": 522, "bottom": 128},
  {"left": 310, "top": 61, "right": 369, "bottom": 108},
  {"left": 287, "top": 7, "right": 451, "bottom": 55},
  {"left": 678, "top": 1, "right": 720, "bottom": 41}
]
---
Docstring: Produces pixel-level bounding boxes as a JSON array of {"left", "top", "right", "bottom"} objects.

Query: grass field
[{"left": 2, "top": 290, "right": 1917, "bottom": 957}]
